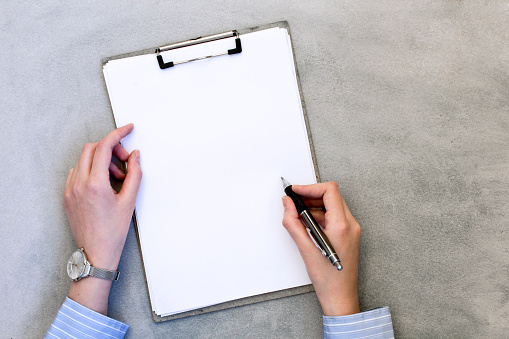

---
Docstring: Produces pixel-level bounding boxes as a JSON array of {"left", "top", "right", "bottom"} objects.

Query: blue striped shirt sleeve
[
  {"left": 45, "top": 297, "right": 129, "bottom": 339},
  {"left": 323, "top": 307, "right": 394, "bottom": 339}
]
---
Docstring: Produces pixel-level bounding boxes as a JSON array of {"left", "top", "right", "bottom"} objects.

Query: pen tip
[
  {"left": 281, "top": 177, "right": 291, "bottom": 189},
  {"left": 334, "top": 262, "right": 343, "bottom": 271}
]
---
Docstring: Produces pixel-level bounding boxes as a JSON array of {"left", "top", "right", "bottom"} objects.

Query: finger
[
  {"left": 281, "top": 196, "right": 317, "bottom": 253},
  {"left": 302, "top": 197, "right": 324, "bottom": 208},
  {"left": 119, "top": 150, "right": 142, "bottom": 206},
  {"left": 64, "top": 168, "right": 74, "bottom": 196},
  {"left": 63, "top": 168, "right": 75, "bottom": 207},
  {"left": 65, "top": 168, "right": 73, "bottom": 187},
  {"left": 113, "top": 143, "right": 130, "bottom": 162},
  {"left": 292, "top": 182, "right": 344, "bottom": 218},
  {"left": 76, "top": 143, "right": 98, "bottom": 178},
  {"left": 308, "top": 210, "right": 326, "bottom": 225},
  {"left": 70, "top": 161, "right": 79, "bottom": 188},
  {"left": 90, "top": 124, "right": 134, "bottom": 178},
  {"left": 109, "top": 162, "right": 126, "bottom": 180}
]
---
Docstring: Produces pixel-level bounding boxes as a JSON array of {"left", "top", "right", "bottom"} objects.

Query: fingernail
[
  {"left": 135, "top": 150, "right": 140, "bottom": 163},
  {"left": 282, "top": 196, "right": 287, "bottom": 209}
]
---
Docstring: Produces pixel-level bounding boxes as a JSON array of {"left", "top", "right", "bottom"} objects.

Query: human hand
[
  {"left": 64, "top": 124, "right": 142, "bottom": 315},
  {"left": 282, "top": 182, "right": 361, "bottom": 316},
  {"left": 64, "top": 124, "right": 142, "bottom": 271}
]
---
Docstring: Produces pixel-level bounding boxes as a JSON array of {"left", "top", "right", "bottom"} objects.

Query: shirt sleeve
[
  {"left": 45, "top": 297, "right": 129, "bottom": 339},
  {"left": 323, "top": 307, "right": 394, "bottom": 339}
]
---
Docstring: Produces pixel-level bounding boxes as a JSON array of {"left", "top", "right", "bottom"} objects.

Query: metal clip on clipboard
[{"left": 155, "top": 31, "right": 242, "bottom": 69}]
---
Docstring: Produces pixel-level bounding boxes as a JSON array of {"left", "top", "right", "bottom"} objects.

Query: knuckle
[
  {"left": 82, "top": 143, "right": 95, "bottom": 153},
  {"left": 62, "top": 192, "right": 71, "bottom": 206},
  {"left": 354, "top": 223, "right": 361, "bottom": 237},
  {"left": 96, "top": 139, "right": 108, "bottom": 150},
  {"left": 350, "top": 224, "right": 361, "bottom": 242},
  {"left": 335, "top": 227, "right": 349, "bottom": 240},
  {"left": 327, "top": 181, "right": 339, "bottom": 190},
  {"left": 335, "top": 219, "right": 361, "bottom": 240},
  {"left": 281, "top": 218, "right": 289, "bottom": 230},
  {"left": 87, "top": 178, "right": 102, "bottom": 194},
  {"left": 281, "top": 216, "right": 296, "bottom": 232},
  {"left": 71, "top": 184, "right": 82, "bottom": 197},
  {"left": 337, "top": 217, "right": 348, "bottom": 230},
  {"left": 334, "top": 214, "right": 350, "bottom": 231},
  {"left": 111, "top": 129, "right": 121, "bottom": 138},
  {"left": 326, "top": 181, "right": 342, "bottom": 197},
  {"left": 281, "top": 211, "right": 291, "bottom": 228},
  {"left": 105, "top": 130, "right": 121, "bottom": 144}
]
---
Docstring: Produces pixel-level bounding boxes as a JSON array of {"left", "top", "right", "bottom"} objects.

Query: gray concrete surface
[{"left": 1, "top": 1, "right": 508, "bottom": 338}]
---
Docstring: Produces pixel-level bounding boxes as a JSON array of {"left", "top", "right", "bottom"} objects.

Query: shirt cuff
[
  {"left": 45, "top": 297, "right": 128, "bottom": 339},
  {"left": 323, "top": 307, "right": 394, "bottom": 339}
]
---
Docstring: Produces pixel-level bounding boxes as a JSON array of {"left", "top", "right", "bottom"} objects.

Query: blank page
[{"left": 103, "top": 27, "right": 316, "bottom": 316}]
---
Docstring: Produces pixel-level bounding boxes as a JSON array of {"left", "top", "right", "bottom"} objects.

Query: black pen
[{"left": 281, "top": 177, "right": 343, "bottom": 271}]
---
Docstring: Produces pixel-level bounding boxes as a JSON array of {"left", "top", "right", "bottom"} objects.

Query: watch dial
[{"left": 67, "top": 250, "right": 85, "bottom": 280}]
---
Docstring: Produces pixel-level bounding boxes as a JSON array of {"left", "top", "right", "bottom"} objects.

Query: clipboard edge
[{"left": 151, "top": 284, "right": 315, "bottom": 322}]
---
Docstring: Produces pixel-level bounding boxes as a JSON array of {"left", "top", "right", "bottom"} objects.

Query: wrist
[
  {"left": 78, "top": 246, "right": 122, "bottom": 272},
  {"left": 317, "top": 289, "right": 360, "bottom": 316},
  {"left": 87, "top": 254, "right": 121, "bottom": 272},
  {"left": 69, "top": 277, "right": 113, "bottom": 315}
]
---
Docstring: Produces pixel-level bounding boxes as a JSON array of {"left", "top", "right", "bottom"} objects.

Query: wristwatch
[{"left": 66, "top": 248, "right": 119, "bottom": 281}]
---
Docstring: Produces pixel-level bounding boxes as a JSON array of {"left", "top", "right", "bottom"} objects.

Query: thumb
[
  {"left": 282, "top": 196, "right": 314, "bottom": 251},
  {"left": 119, "top": 150, "right": 142, "bottom": 206}
]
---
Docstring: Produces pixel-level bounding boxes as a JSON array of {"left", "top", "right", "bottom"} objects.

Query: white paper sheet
[{"left": 103, "top": 27, "right": 316, "bottom": 316}]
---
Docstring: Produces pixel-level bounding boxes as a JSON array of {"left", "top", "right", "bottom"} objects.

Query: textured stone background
[{"left": 1, "top": 1, "right": 508, "bottom": 338}]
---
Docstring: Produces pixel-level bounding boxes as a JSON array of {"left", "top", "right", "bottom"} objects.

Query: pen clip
[{"left": 306, "top": 227, "right": 327, "bottom": 257}]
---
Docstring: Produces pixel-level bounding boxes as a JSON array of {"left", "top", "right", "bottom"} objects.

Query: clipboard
[{"left": 102, "top": 21, "right": 320, "bottom": 322}]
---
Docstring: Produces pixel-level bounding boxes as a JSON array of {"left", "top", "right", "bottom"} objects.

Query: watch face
[{"left": 67, "top": 249, "right": 86, "bottom": 280}]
